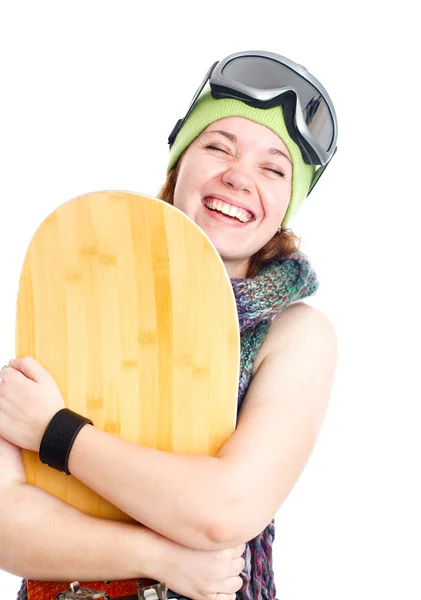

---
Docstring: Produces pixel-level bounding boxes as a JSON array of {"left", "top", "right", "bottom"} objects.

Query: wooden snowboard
[{"left": 15, "top": 191, "right": 240, "bottom": 599}]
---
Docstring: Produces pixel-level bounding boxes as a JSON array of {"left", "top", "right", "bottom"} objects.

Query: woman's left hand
[{"left": 0, "top": 357, "right": 65, "bottom": 452}]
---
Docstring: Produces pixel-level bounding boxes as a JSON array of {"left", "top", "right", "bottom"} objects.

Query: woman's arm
[
  {"left": 215, "top": 301, "right": 338, "bottom": 544},
  {"left": 65, "top": 302, "right": 337, "bottom": 549},
  {"left": 0, "top": 436, "right": 167, "bottom": 582},
  {"left": 0, "top": 436, "right": 245, "bottom": 600}
]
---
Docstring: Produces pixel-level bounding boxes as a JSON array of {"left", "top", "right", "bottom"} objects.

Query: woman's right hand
[{"left": 155, "top": 538, "right": 246, "bottom": 600}]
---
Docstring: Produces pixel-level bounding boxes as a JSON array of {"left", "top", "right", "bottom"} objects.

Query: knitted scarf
[
  {"left": 232, "top": 250, "right": 319, "bottom": 600},
  {"left": 16, "top": 250, "right": 318, "bottom": 600}
]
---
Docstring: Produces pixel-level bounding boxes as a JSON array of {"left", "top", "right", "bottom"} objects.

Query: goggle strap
[
  {"left": 168, "top": 61, "right": 219, "bottom": 147},
  {"left": 308, "top": 164, "right": 326, "bottom": 196},
  {"left": 308, "top": 146, "right": 337, "bottom": 196},
  {"left": 168, "top": 119, "right": 183, "bottom": 147}
]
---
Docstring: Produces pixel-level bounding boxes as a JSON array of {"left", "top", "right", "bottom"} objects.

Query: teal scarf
[{"left": 232, "top": 250, "right": 319, "bottom": 408}]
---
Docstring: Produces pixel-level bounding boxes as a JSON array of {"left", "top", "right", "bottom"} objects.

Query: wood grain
[{"left": 16, "top": 191, "right": 239, "bottom": 523}]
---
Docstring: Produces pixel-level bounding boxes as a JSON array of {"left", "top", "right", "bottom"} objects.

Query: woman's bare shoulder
[{"left": 253, "top": 301, "right": 337, "bottom": 373}]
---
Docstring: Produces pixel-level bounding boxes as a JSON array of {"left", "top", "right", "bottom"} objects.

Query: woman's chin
[{"left": 205, "top": 232, "right": 257, "bottom": 259}]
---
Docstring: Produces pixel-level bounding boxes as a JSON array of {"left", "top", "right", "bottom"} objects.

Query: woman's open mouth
[{"left": 203, "top": 197, "right": 254, "bottom": 225}]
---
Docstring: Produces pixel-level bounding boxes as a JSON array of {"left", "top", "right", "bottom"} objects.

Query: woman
[{"left": 0, "top": 51, "right": 338, "bottom": 600}]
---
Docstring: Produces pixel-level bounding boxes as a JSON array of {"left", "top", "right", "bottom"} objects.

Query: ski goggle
[{"left": 168, "top": 50, "right": 338, "bottom": 194}]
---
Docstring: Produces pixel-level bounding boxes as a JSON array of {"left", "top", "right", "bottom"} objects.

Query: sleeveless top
[{"left": 17, "top": 251, "right": 319, "bottom": 600}]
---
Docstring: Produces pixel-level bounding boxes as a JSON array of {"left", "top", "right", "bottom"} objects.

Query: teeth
[{"left": 204, "top": 198, "right": 252, "bottom": 223}]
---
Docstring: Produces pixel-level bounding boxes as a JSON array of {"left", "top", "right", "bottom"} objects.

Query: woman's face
[{"left": 173, "top": 116, "right": 292, "bottom": 278}]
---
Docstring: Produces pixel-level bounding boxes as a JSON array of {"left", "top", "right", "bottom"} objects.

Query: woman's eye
[
  {"left": 206, "top": 145, "right": 228, "bottom": 154},
  {"left": 265, "top": 167, "right": 285, "bottom": 177}
]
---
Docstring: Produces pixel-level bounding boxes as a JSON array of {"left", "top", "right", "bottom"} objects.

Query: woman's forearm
[
  {"left": 0, "top": 480, "right": 167, "bottom": 582},
  {"left": 67, "top": 426, "right": 234, "bottom": 550}
]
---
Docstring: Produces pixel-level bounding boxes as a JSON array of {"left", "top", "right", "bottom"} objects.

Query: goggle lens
[{"left": 220, "top": 56, "right": 335, "bottom": 153}]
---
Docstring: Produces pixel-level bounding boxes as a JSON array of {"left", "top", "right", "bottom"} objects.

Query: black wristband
[{"left": 39, "top": 408, "right": 93, "bottom": 475}]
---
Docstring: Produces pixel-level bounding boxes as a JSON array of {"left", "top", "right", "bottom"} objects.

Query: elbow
[
  {"left": 204, "top": 507, "right": 276, "bottom": 550},
  {"left": 203, "top": 511, "right": 250, "bottom": 550},
  {"left": 200, "top": 468, "right": 256, "bottom": 549},
  {"left": 204, "top": 521, "right": 235, "bottom": 550}
]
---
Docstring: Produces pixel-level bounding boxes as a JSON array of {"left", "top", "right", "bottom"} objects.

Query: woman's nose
[{"left": 222, "top": 165, "right": 253, "bottom": 193}]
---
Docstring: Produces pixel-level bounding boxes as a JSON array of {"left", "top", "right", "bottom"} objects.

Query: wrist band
[{"left": 39, "top": 408, "right": 93, "bottom": 475}]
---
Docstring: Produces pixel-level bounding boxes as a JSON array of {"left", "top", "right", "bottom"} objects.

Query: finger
[
  {"left": 0, "top": 364, "right": 10, "bottom": 383},
  {"left": 231, "top": 575, "right": 244, "bottom": 593},
  {"left": 233, "top": 542, "right": 246, "bottom": 557},
  {"left": 8, "top": 357, "right": 44, "bottom": 382},
  {"left": 230, "top": 556, "right": 246, "bottom": 576},
  {"left": 223, "top": 575, "right": 244, "bottom": 594},
  {"left": 213, "top": 594, "right": 236, "bottom": 600},
  {"left": 213, "top": 576, "right": 244, "bottom": 598},
  {"left": 0, "top": 365, "right": 13, "bottom": 385}
]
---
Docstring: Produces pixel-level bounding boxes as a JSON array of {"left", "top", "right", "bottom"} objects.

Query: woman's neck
[{"left": 223, "top": 257, "right": 249, "bottom": 279}]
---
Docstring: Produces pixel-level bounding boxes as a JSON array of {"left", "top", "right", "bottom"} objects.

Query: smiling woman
[
  {"left": 171, "top": 118, "right": 294, "bottom": 278},
  {"left": 3, "top": 50, "right": 339, "bottom": 600}
]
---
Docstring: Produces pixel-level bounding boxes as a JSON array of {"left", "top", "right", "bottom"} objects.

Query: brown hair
[{"left": 157, "top": 158, "right": 302, "bottom": 278}]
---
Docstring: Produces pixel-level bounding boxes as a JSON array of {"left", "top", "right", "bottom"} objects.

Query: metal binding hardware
[
  {"left": 136, "top": 582, "right": 168, "bottom": 600},
  {"left": 54, "top": 581, "right": 107, "bottom": 599}
]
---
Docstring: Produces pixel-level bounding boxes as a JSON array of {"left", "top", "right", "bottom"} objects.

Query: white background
[{"left": 0, "top": 1, "right": 419, "bottom": 599}]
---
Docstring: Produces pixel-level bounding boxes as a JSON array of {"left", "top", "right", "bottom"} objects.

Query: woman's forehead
[{"left": 201, "top": 116, "right": 290, "bottom": 156}]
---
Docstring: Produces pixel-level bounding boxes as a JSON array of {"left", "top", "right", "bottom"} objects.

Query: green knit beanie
[{"left": 167, "top": 90, "right": 315, "bottom": 229}]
